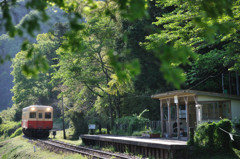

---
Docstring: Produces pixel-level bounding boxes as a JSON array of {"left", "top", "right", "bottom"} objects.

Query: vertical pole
[
  {"left": 167, "top": 99, "right": 171, "bottom": 137},
  {"left": 229, "top": 71, "right": 232, "bottom": 95},
  {"left": 222, "top": 73, "right": 224, "bottom": 94},
  {"left": 236, "top": 71, "right": 239, "bottom": 96},
  {"left": 194, "top": 96, "right": 198, "bottom": 127},
  {"left": 160, "top": 100, "right": 164, "bottom": 138},
  {"left": 184, "top": 97, "right": 189, "bottom": 139},
  {"left": 196, "top": 104, "right": 203, "bottom": 126},
  {"left": 176, "top": 102, "right": 180, "bottom": 139},
  {"left": 159, "top": 99, "right": 161, "bottom": 122},
  {"left": 213, "top": 103, "right": 216, "bottom": 119},
  {"left": 62, "top": 97, "right": 66, "bottom": 139}
]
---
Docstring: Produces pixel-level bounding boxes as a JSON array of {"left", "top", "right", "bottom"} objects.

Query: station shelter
[{"left": 151, "top": 90, "right": 240, "bottom": 139}]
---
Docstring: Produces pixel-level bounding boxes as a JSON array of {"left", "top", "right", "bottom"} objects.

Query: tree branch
[{"left": 84, "top": 82, "right": 104, "bottom": 98}]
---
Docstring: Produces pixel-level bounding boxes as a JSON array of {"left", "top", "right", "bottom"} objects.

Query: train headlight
[
  {"left": 31, "top": 107, "right": 35, "bottom": 111},
  {"left": 46, "top": 107, "right": 51, "bottom": 111}
]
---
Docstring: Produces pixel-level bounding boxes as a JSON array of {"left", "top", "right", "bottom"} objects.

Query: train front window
[
  {"left": 39, "top": 113, "right": 42, "bottom": 119},
  {"left": 45, "top": 112, "right": 51, "bottom": 119},
  {"left": 30, "top": 112, "right": 36, "bottom": 118}
]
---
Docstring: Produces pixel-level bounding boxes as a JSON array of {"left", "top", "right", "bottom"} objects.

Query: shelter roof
[{"left": 151, "top": 90, "right": 240, "bottom": 100}]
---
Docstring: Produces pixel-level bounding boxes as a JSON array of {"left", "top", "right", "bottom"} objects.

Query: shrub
[
  {"left": 193, "top": 122, "right": 217, "bottom": 151},
  {"left": 206, "top": 122, "right": 217, "bottom": 148},
  {"left": 232, "top": 135, "right": 240, "bottom": 150},
  {"left": 192, "top": 119, "right": 233, "bottom": 152},
  {"left": 216, "top": 119, "right": 233, "bottom": 151},
  {"left": 0, "top": 108, "right": 18, "bottom": 122},
  {"left": 0, "top": 121, "right": 21, "bottom": 137},
  {"left": 150, "top": 128, "right": 161, "bottom": 134},
  {"left": 95, "top": 128, "right": 107, "bottom": 134},
  {"left": 132, "top": 131, "right": 144, "bottom": 136},
  {"left": 10, "top": 127, "right": 22, "bottom": 138},
  {"left": 113, "top": 109, "right": 150, "bottom": 135},
  {"left": 0, "top": 117, "right": 2, "bottom": 125}
]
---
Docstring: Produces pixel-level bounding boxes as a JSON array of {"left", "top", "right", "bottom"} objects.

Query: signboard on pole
[{"left": 88, "top": 124, "right": 96, "bottom": 130}]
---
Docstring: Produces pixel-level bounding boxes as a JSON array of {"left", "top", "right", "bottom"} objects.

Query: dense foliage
[
  {"left": 192, "top": 119, "right": 233, "bottom": 152},
  {"left": 145, "top": 0, "right": 240, "bottom": 91},
  {"left": 10, "top": 127, "right": 22, "bottom": 138},
  {"left": 0, "top": 121, "right": 21, "bottom": 137},
  {"left": 113, "top": 109, "right": 150, "bottom": 135},
  {"left": 3, "top": 0, "right": 238, "bottom": 88},
  {"left": 11, "top": 30, "right": 64, "bottom": 120}
]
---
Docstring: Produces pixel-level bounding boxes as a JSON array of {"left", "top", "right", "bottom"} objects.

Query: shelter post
[
  {"left": 184, "top": 96, "right": 189, "bottom": 139},
  {"left": 160, "top": 100, "right": 164, "bottom": 137},
  {"left": 176, "top": 102, "right": 180, "bottom": 139},
  {"left": 174, "top": 96, "right": 180, "bottom": 139},
  {"left": 167, "top": 98, "right": 171, "bottom": 137}
]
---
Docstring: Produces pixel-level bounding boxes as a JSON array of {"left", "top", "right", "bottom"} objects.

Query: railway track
[{"left": 35, "top": 139, "right": 139, "bottom": 159}]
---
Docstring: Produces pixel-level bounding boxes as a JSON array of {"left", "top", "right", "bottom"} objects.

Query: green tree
[
  {"left": 113, "top": 1, "right": 172, "bottom": 119},
  {"left": 144, "top": 0, "right": 240, "bottom": 90},
  {"left": 52, "top": 2, "right": 133, "bottom": 129},
  {"left": 11, "top": 29, "right": 65, "bottom": 120},
  {"left": 3, "top": 0, "right": 238, "bottom": 87}
]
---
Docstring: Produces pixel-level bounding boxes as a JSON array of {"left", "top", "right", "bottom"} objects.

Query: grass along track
[
  {"left": 0, "top": 136, "right": 87, "bottom": 159},
  {"left": 36, "top": 139, "right": 139, "bottom": 159}
]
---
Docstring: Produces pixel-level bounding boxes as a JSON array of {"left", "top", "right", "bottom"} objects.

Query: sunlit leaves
[
  {"left": 108, "top": 49, "right": 140, "bottom": 82},
  {"left": 4, "top": 0, "right": 240, "bottom": 89},
  {"left": 18, "top": 36, "right": 53, "bottom": 78},
  {"left": 115, "top": 0, "right": 148, "bottom": 20},
  {"left": 144, "top": 37, "right": 195, "bottom": 88},
  {"left": 0, "top": 0, "right": 148, "bottom": 38},
  {"left": 11, "top": 32, "right": 61, "bottom": 112},
  {"left": 17, "top": 11, "right": 42, "bottom": 37},
  {"left": 0, "top": 0, "right": 148, "bottom": 78},
  {"left": 144, "top": 18, "right": 196, "bottom": 88},
  {"left": 51, "top": 5, "right": 142, "bottom": 124},
  {"left": 22, "top": 54, "right": 49, "bottom": 78},
  {"left": 106, "top": 74, "right": 133, "bottom": 96},
  {"left": 1, "top": 0, "right": 17, "bottom": 37},
  {"left": 189, "top": 0, "right": 236, "bottom": 41},
  {"left": 194, "top": 0, "right": 234, "bottom": 19},
  {"left": 144, "top": 0, "right": 240, "bottom": 88}
]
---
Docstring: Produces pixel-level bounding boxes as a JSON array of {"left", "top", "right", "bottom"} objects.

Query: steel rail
[{"left": 36, "top": 139, "right": 137, "bottom": 159}]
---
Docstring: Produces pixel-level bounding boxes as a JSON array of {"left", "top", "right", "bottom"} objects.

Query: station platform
[{"left": 81, "top": 135, "right": 188, "bottom": 159}]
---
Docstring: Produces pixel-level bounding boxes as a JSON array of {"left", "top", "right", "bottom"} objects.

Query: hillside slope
[{"left": 0, "top": 0, "right": 67, "bottom": 111}]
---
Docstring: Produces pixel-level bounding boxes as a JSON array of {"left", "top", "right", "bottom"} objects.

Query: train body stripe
[{"left": 22, "top": 120, "right": 53, "bottom": 129}]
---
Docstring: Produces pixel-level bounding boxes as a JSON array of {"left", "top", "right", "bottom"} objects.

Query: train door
[{"left": 37, "top": 111, "right": 44, "bottom": 129}]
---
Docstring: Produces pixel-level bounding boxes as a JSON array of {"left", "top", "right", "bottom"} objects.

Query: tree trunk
[
  {"left": 236, "top": 71, "right": 239, "bottom": 96},
  {"left": 97, "top": 51, "right": 114, "bottom": 130},
  {"left": 62, "top": 97, "right": 66, "bottom": 139},
  {"left": 229, "top": 71, "right": 232, "bottom": 95},
  {"left": 115, "top": 93, "right": 121, "bottom": 118},
  {"left": 108, "top": 94, "right": 114, "bottom": 129}
]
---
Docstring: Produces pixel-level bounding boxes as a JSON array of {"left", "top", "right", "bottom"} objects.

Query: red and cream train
[{"left": 22, "top": 105, "right": 53, "bottom": 138}]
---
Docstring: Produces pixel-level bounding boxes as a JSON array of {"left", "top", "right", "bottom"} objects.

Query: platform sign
[
  {"left": 88, "top": 124, "right": 96, "bottom": 130},
  {"left": 174, "top": 96, "right": 178, "bottom": 103}
]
